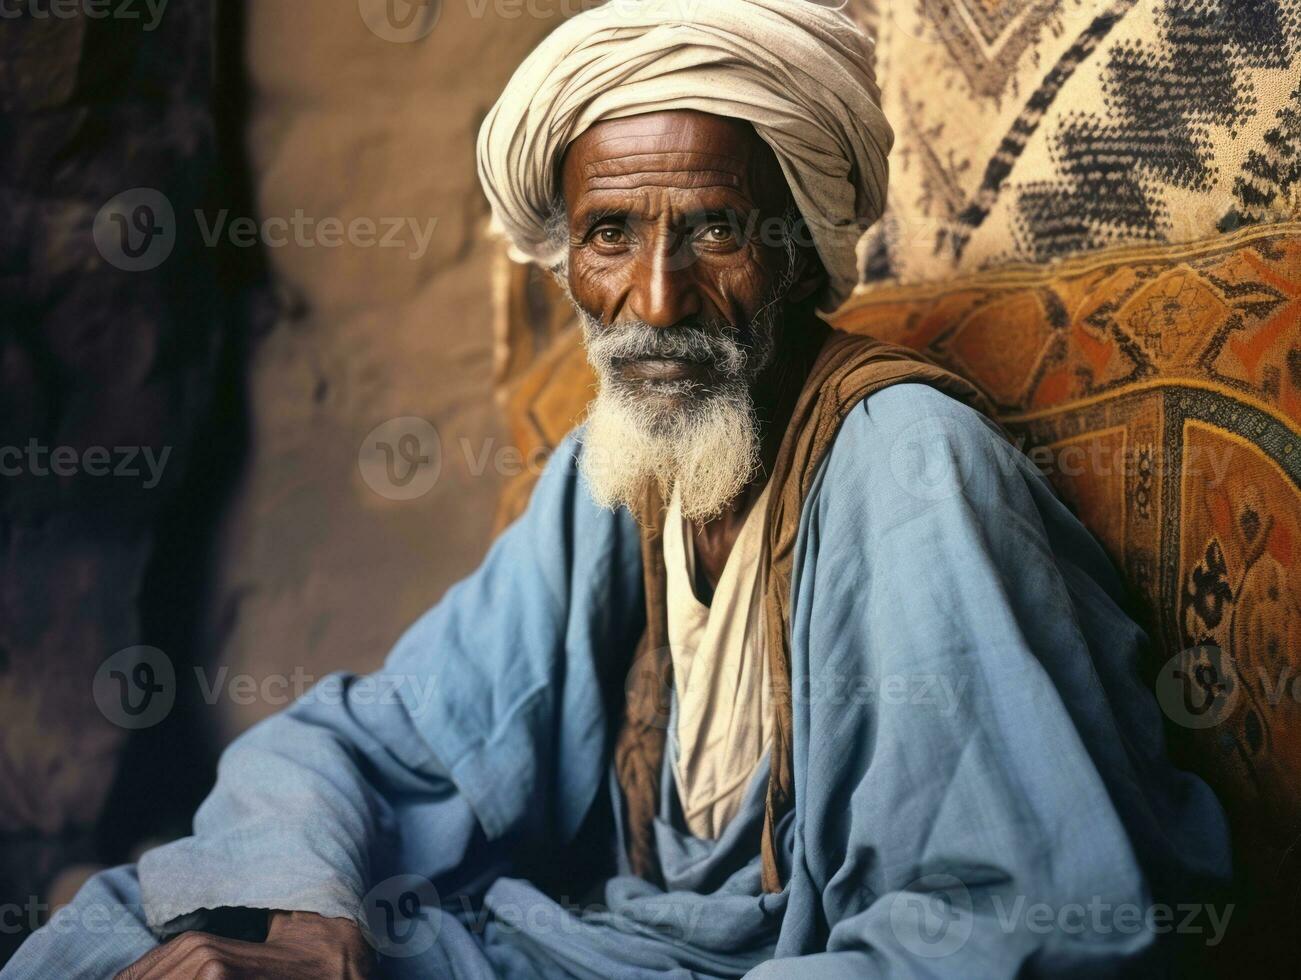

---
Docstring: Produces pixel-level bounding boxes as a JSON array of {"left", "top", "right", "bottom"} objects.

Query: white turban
[{"left": 476, "top": 0, "right": 892, "bottom": 312}]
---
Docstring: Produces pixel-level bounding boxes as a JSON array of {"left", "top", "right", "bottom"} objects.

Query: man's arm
[
  {"left": 752, "top": 384, "right": 1231, "bottom": 977},
  {"left": 4, "top": 431, "right": 643, "bottom": 977}
]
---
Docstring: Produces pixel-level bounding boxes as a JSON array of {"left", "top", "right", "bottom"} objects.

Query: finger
[
  {"left": 265, "top": 909, "right": 311, "bottom": 942},
  {"left": 114, "top": 931, "right": 262, "bottom": 980},
  {"left": 114, "top": 935, "right": 218, "bottom": 980},
  {"left": 113, "top": 935, "right": 185, "bottom": 980}
]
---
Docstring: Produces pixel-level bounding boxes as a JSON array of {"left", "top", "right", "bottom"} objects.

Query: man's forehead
[{"left": 561, "top": 111, "right": 784, "bottom": 198}]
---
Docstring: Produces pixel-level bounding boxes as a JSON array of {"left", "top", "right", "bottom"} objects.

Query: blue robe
[{"left": 4, "top": 384, "right": 1231, "bottom": 979}]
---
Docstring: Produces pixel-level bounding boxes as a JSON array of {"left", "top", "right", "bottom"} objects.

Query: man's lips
[{"left": 615, "top": 357, "right": 711, "bottom": 384}]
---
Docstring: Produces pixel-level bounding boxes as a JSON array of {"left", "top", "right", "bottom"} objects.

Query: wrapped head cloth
[{"left": 476, "top": 0, "right": 893, "bottom": 312}]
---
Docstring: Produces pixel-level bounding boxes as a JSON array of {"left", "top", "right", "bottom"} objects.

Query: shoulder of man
[{"left": 814, "top": 381, "right": 1036, "bottom": 531}]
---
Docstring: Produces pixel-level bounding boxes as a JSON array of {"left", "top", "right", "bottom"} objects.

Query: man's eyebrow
[
  {"left": 570, "top": 195, "right": 759, "bottom": 235},
  {"left": 570, "top": 205, "right": 629, "bottom": 236}
]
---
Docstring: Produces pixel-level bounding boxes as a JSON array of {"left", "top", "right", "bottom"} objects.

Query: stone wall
[
  {"left": 0, "top": 0, "right": 569, "bottom": 960},
  {"left": 203, "top": 0, "right": 564, "bottom": 742},
  {"left": 0, "top": 0, "right": 226, "bottom": 958}
]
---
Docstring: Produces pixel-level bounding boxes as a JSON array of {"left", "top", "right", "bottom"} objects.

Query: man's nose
[{"left": 626, "top": 243, "right": 701, "bottom": 328}]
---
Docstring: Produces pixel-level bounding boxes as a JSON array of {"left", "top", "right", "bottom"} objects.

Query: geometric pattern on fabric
[
  {"left": 849, "top": 0, "right": 1301, "bottom": 966},
  {"left": 858, "top": 0, "right": 1301, "bottom": 282}
]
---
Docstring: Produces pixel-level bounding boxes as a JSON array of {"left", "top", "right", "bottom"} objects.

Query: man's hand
[{"left": 114, "top": 910, "right": 376, "bottom": 979}]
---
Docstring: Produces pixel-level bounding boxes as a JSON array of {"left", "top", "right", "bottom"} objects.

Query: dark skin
[
  {"left": 562, "top": 110, "right": 826, "bottom": 591},
  {"left": 113, "top": 109, "right": 825, "bottom": 979},
  {"left": 113, "top": 910, "right": 373, "bottom": 979}
]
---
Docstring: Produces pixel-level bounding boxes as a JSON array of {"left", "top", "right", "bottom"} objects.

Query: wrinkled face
[
  {"left": 558, "top": 110, "right": 820, "bottom": 521},
  {"left": 561, "top": 110, "right": 809, "bottom": 405}
]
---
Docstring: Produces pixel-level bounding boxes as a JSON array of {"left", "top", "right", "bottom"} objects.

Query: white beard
[
  {"left": 581, "top": 378, "right": 760, "bottom": 524},
  {"left": 575, "top": 305, "right": 781, "bottom": 524}
]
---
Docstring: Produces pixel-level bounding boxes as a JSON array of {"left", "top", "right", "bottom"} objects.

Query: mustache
[{"left": 583, "top": 318, "right": 752, "bottom": 376}]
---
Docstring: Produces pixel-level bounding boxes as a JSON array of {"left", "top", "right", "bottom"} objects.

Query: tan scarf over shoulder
[{"left": 613, "top": 330, "right": 992, "bottom": 892}]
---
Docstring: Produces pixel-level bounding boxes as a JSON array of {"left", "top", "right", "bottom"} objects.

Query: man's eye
[
  {"left": 594, "top": 226, "right": 626, "bottom": 245},
  {"left": 698, "top": 224, "right": 735, "bottom": 244}
]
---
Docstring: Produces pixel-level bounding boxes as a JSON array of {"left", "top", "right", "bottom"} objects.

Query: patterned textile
[
  {"left": 855, "top": 0, "right": 1301, "bottom": 278},
  {"left": 489, "top": 0, "right": 1301, "bottom": 969},
  {"left": 836, "top": 2, "right": 1301, "bottom": 969}
]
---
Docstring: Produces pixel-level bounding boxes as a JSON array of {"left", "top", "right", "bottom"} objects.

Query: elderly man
[{"left": 6, "top": 2, "right": 1229, "bottom": 978}]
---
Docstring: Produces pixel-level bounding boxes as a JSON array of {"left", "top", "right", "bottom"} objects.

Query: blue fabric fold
[{"left": 3, "top": 384, "right": 1230, "bottom": 979}]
